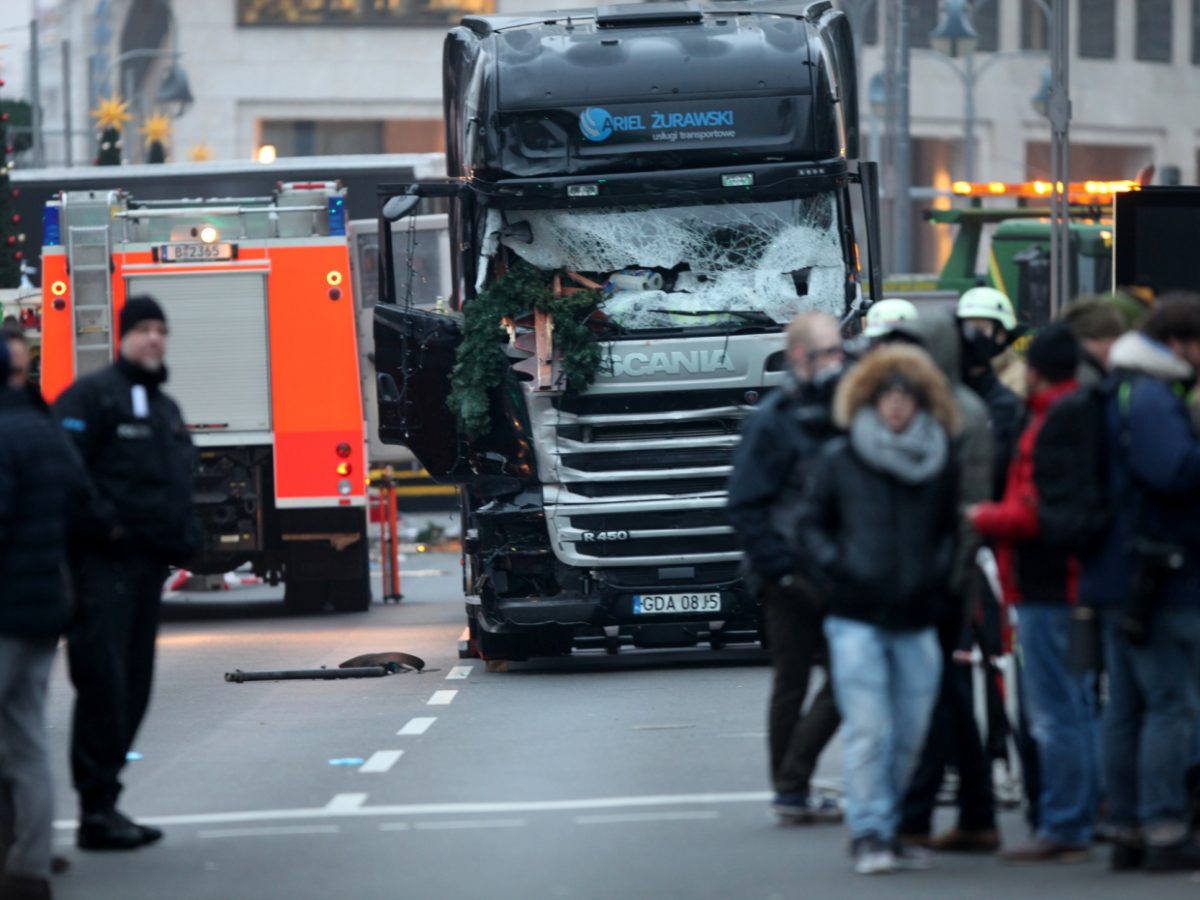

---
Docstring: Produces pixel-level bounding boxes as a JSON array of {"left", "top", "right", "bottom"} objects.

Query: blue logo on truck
[
  {"left": 580, "top": 106, "right": 736, "bottom": 142},
  {"left": 580, "top": 107, "right": 615, "bottom": 141}
]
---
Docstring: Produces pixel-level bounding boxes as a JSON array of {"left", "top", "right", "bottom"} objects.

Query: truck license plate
[
  {"left": 632, "top": 593, "right": 721, "bottom": 615},
  {"left": 160, "top": 241, "right": 234, "bottom": 262}
]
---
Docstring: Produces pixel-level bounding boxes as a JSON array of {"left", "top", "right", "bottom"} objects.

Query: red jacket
[{"left": 971, "top": 379, "right": 1079, "bottom": 606}]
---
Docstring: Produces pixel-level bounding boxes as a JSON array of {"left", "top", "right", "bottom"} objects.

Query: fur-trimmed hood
[
  {"left": 1109, "top": 331, "right": 1194, "bottom": 383},
  {"left": 834, "top": 344, "right": 963, "bottom": 435}
]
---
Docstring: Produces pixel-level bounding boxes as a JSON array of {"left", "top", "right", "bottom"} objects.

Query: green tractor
[{"left": 923, "top": 206, "right": 1112, "bottom": 325}]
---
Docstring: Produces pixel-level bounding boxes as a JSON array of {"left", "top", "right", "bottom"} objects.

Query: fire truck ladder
[{"left": 66, "top": 193, "right": 118, "bottom": 379}]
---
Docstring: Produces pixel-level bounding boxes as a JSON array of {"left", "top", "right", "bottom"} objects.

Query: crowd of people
[
  {"left": 0, "top": 297, "right": 195, "bottom": 900},
  {"left": 730, "top": 287, "right": 1200, "bottom": 876}
]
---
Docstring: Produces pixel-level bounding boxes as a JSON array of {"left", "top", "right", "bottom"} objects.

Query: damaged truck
[{"left": 373, "top": 0, "right": 882, "bottom": 659}]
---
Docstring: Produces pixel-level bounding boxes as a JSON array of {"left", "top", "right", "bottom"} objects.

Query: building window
[
  {"left": 908, "top": 0, "right": 941, "bottom": 50},
  {"left": 1022, "top": 0, "right": 1049, "bottom": 50},
  {"left": 1137, "top": 0, "right": 1173, "bottom": 62},
  {"left": 973, "top": 0, "right": 1000, "bottom": 53},
  {"left": 237, "top": 0, "right": 495, "bottom": 28},
  {"left": 1194, "top": 0, "right": 1200, "bottom": 63},
  {"left": 259, "top": 119, "right": 444, "bottom": 157},
  {"left": 1079, "top": 0, "right": 1116, "bottom": 58}
]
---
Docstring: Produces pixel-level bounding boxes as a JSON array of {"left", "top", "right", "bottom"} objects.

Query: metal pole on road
[
  {"left": 893, "top": 0, "right": 913, "bottom": 275},
  {"left": 29, "top": 19, "right": 45, "bottom": 169},
  {"left": 963, "top": 51, "right": 975, "bottom": 182},
  {"left": 61, "top": 39, "right": 73, "bottom": 168},
  {"left": 1047, "top": 0, "right": 1071, "bottom": 316}
]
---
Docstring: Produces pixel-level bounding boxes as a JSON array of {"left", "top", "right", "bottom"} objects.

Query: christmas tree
[
  {"left": 140, "top": 111, "right": 171, "bottom": 164},
  {"left": 90, "top": 94, "right": 132, "bottom": 166},
  {"left": 0, "top": 77, "right": 22, "bottom": 289}
]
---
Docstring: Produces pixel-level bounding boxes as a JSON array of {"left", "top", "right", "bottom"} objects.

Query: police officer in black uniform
[
  {"left": 54, "top": 296, "right": 198, "bottom": 851},
  {"left": 727, "top": 311, "right": 845, "bottom": 824}
]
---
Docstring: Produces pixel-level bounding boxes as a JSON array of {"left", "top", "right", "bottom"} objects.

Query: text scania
[{"left": 606, "top": 350, "right": 739, "bottom": 378}]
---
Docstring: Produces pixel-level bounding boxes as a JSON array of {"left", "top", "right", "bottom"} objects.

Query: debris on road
[
  {"left": 225, "top": 666, "right": 395, "bottom": 683},
  {"left": 338, "top": 651, "right": 426, "bottom": 672}
]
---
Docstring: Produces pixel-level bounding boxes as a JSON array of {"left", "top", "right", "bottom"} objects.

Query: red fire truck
[{"left": 40, "top": 182, "right": 371, "bottom": 612}]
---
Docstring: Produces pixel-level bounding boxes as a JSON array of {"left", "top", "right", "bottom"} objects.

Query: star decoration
[
  {"left": 188, "top": 143, "right": 213, "bottom": 162},
  {"left": 90, "top": 94, "right": 133, "bottom": 131},
  {"left": 138, "top": 111, "right": 172, "bottom": 148}
]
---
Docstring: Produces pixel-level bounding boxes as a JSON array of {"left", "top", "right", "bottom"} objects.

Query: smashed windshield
[{"left": 493, "top": 194, "right": 846, "bottom": 329}]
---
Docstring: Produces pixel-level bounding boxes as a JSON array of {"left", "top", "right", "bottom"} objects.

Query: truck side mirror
[{"left": 382, "top": 195, "right": 420, "bottom": 222}]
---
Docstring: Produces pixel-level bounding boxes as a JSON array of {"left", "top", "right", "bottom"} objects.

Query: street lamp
[
  {"left": 98, "top": 49, "right": 192, "bottom": 163},
  {"left": 930, "top": 0, "right": 978, "bottom": 59},
  {"left": 867, "top": 71, "right": 887, "bottom": 165},
  {"left": 155, "top": 63, "right": 194, "bottom": 117},
  {"left": 1031, "top": 65, "right": 1051, "bottom": 117},
  {"left": 925, "top": 0, "right": 1046, "bottom": 183}
]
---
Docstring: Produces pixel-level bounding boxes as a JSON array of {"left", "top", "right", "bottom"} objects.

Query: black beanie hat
[
  {"left": 1026, "top": 322, "right": 1080, "bottom": 383},
  {"left": 119, "top": 295, "right": 166, "bottom": 337}
]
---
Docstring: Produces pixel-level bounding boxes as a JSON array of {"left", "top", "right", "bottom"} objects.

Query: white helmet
[
  {"left": 864, "top": 298, "right": 919, "bottom": 338},
  {"left": 956, "top": 286, "right": 1016, "bottom": 332}
]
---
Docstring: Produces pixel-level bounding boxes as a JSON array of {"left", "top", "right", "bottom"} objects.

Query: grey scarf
[{"left": 850, "top": 407, "right": 948, "bottom": 485}]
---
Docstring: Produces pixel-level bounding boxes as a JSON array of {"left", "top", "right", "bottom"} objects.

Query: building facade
[{"left": 16, "top": 0, "right": 1200, "bottom": 271}]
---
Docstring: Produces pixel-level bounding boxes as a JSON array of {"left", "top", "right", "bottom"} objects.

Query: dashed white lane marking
[
  {"left": 575, "top": 811, "right": 720, "bottom": 826},
  {"left": 446, "top": 665, "right": 473, "bottom": 680},
  {"left": 359, "top": 750, "right": 404, "bottom": 773},
  {"left": 398, "top": 717, "right": 437, "bottom": 736},
  {"left": 53, "top": 791, "right": 772, "bottom": 829},
  {"left": 324, "top": 793, "right": 368, "bottom": 813},
  {"left": 199, "top": 825, "right": 340, "bottom": 839},
  {"left": 414, "top": 819, "right": 528, "bottom": 831},
  {"left": 427, "top": 690, "right": 458, "bottom": 706},
  {"left": 379, "top": 822, "right": 411, "bottom": 832}
]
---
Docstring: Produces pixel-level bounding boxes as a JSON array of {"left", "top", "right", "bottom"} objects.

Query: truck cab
[{"left": 373, "top": 0, "right": 881, "bottom": 659}]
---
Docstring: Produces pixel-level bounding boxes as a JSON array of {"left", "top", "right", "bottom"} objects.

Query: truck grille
[
  {"left": 573, "top": 534, "right": 738, "bottom": 559},
  {"left": 533, "top": 389, "right": 757, "bottom": 566},
  {"left": 560, "top": 447, "right": 733, "bottom": 472}
]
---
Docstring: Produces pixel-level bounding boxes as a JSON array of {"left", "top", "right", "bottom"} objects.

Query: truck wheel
[
  {"left": 475, "top": 628, "right": 530, "bottom": 663},
  {"left": 284, "top": 536, "right": 372, "bottom": 614},
  {"left": 283, "top": 578, "right": 327, "bottom": 614}
]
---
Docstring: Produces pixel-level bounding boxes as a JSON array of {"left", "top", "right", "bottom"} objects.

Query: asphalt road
[{"left": 40, "top": 552, "right": 1200, "bottom": 899}]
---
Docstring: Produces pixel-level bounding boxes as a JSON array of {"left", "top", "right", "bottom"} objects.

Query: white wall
[{"left": 172, "top": 0, "right": 595, "bottom": 162}]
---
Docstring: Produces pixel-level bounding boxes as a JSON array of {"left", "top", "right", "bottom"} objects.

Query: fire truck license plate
[
  {"left": 632, "top": 593, "right": 721, "bottom": 615},
  {"left": 160, "top": 242, "right": 234, "bottom": 262}
]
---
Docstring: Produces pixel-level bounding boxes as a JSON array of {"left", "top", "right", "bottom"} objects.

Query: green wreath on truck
[{"left": 447, "top": 260, "right": 604, "bottom": 439}]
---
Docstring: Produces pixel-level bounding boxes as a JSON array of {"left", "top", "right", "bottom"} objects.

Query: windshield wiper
[{"left": 646, "top": 309, "right": 778, "bottom": 326}]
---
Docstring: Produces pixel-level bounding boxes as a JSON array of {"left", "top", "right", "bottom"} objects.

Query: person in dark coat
[
  {"left": 970, "top": 324, "right": 1099, "bottom": 864},
  {"left": 888, "top": 314, "right": 1000, "bottom": 853},
  {"left": 1080, "top": 295, "right": 1200, "bottom": 873},
  {"left": 0, "top": 340, "right": 90, "bottom": 900},
  {"left": 728, "top": 312, "right": 844, "bottom": 825},
  {"left": 798, "top": 343, "right": 961, "bottom": 875},
  {"left": 1060, "top": 296, "right": 1127, "bottom": 387},
  {"left": 956, "top": 287, "right": 1024, "bottom": 501},
  {"left": 53, "top": 296, "right": 199, "bottom": 852}
]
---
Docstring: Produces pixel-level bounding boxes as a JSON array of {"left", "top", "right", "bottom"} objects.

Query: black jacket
[
  {"left": 0, "top": 388, "right": 91, "bottom": 637},
  {"left": 726, "top": 376, "right": 840, "bottom": 587},
  {"left": 54, "top": 358, "right": 200, "bottom": 564},
  {"left": 967, "top": 368, "right": 1023, "bottom": 501},
  {"left": 798, "top": 438, "right": 959, "bottom": 630}
]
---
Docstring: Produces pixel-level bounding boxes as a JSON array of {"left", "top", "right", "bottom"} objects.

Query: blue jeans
[
  {"left": 1103, "top": 608, "right": 1200, "bottom": 842},
  {"left": 1016, "top": 603, "right": 1099, "bottom": 845},
  {"left": 824, "top": 616, "right": 941, "bottom": 842}
]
